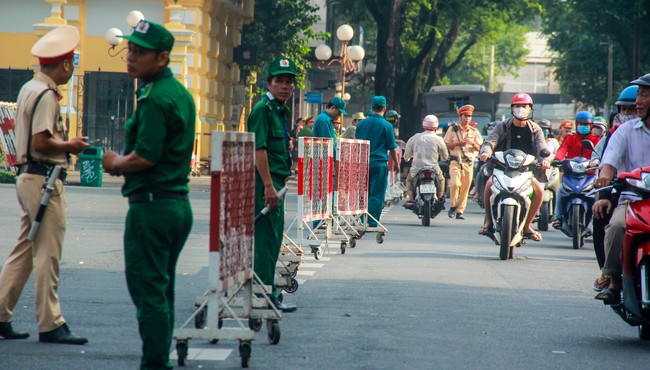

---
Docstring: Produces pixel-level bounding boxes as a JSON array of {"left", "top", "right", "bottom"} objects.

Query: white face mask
[{"left": 512, "top": 106, "right": 531, "bottom": 120}]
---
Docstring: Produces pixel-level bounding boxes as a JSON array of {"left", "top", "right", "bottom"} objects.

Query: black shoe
[
  {"left": 269, "top": 297, "right": 297, "bottom": 313},
  {"left": 0, "top": 322, "right": 29, "bottom": 340},
  {"left": 455, "top": 213, "right": 465, "bottom": 220},
  {"left": 448, "top": 207, "right": 456, "bottom": 218},
  {"left": 39, "top": 323, "right": 88, "bottom": 345}
]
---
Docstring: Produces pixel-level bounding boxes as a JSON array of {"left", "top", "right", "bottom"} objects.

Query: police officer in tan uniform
[
  {"left": 0, "top": 25, "right": 89, "bottom": 344},
  {"left": 444, "top": 104, "right": 483, "bottom": 220}
]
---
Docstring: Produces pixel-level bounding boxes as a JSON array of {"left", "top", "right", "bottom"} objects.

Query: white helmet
[{"left": 422, "top": 115, "right": 439, "bottom": 130}]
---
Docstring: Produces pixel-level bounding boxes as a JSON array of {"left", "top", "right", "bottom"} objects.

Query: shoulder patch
[{"left": 137, "top": 82, "right": 154, "bottom": 101}]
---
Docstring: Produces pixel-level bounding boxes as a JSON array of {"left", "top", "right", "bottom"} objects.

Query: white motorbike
[
  {"left": 536, "top": 166, "right": 561, "bottom": 231},
  {"left": 487, "top": 149, "right": 546, "bottom": 260}
]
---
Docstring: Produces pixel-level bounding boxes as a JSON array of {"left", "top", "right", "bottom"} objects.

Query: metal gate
[
  {"left": 82, "top": 71, "right": 134, "bottom": 153},
  {"left": 0, "top": 69, "right": 34, "bottom": 102}
]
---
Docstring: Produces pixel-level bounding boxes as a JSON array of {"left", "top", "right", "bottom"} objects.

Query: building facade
[{"left": 0, "top": 0, "right": 253, "bottom": 169}]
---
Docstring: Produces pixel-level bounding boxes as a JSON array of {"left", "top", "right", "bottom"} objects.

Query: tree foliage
[
  {"left": 540, "top": 0, "right": 650, "bottom": 108},
  {"left": 242, "top": 0, "right": 327, "bottom": 90},
  {"left": 342, "top": 0, "right": 540, "bottom": 140}
]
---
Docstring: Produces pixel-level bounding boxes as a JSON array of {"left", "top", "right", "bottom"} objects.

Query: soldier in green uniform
[
  {"left": 247, "top": 57, "right": 298, "bottom": 313},
  {"left": 102, "top": 20, "right": 195, "bottom": 370}
]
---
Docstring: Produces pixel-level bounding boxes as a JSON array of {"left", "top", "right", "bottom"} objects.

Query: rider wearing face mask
[
  {"left": 478, "top": 93, "right": 550, "bottom": 242},
  {"left": 551, "top": 111, "right": 601, "bottom": 229}
]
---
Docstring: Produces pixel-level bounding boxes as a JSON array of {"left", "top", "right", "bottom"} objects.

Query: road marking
[
  {"left": 300, "top": 263, "right": 324, "bottom": 268},
  {"left": 296, "top": 270, "right": 315, "bottom": 276}
]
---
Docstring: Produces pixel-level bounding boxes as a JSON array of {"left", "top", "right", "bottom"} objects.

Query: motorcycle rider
[
  {"left": 592, "top": 117, "right": 607, "bottom": 138},
  {"left": 594, "top": 73, "right": 650, "bottom": 304},
  {"left": 478, "top": 93, "right": 550, "bottom": 242},
  {"left": 551, "top": 111, "right": 601, "bottom": 229},
  {"left": 403, "top": 115, "right": 449, "bottom": 210},
  {"left": 471, "top": 121, "right": 499, "bottom": 203},
  {"left": 538, "top": 119, "right": 559, "bottom": 158},
  {"left": 591, "top": 85, "right": 639, "bottom": 291}
]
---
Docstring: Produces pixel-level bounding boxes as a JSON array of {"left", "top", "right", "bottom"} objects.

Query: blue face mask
[
  {"left": 577, "top": 125, "right": 591, "bottom": 135},
  {"left": 543, "top": 130, "right": 548, "bottom": 138}
]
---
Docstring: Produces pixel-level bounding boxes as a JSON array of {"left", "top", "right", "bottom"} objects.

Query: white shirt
[
  {"left": 404, "top": 130, "right": 449, "bottom": 176},
  {"left": 602, "top": 117, "right": 650, "bottom": 173},
  {"left": 545, "top": 138, "right": 560, "bottom": 159}
]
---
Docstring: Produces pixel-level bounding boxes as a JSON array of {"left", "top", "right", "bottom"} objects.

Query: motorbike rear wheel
[
  {"left": 499, "top": 205, "right": 515, "bottom": 260},
  {"left": 638, "top": 324, "right": 650, "bottom": 340},
  {"left": 538, "top": 201, "right": 550, "bottom": 232},
  {"left": 572, "top": 204, "right": 583, "bottom": 249},
  {"left": 422, "top": 199, "right": 431, "bottom": 226}
]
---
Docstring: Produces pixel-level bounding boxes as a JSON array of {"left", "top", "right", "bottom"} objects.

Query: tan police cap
[{"left": 31, "top": 25, "right": 80, "bottom": 64}]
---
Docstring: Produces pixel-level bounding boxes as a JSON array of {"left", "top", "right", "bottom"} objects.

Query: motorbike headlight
[
  {"left": 583, "top": 181, "right": 595, "bottom": 192},
  {"left": 569, "top": 161, "right": 588, "bottom": 174},
  {"left": 492, "top": 176, "right": 506, "bottom": 191},
  {"left": 562, "top": 182, "right": 573, "bottom": 192},
  {"left": 506, "top": 153, "right": 525, "bottom": 169}
]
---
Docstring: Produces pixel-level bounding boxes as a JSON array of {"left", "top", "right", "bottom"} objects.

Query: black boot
[
  {"left": 39, "top": 323, "right": 88, "bottom": 345},
  {"left": 0, "top": 322, "right": 29, "bottom": 340},
  {"left": 448, "top": 207, "right": 457, "bottom": 218},
  {"left": 269, "top": 296, "right": 297, "bottom": 313}
]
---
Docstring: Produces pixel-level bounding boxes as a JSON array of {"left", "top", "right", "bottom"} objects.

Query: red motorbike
[{"left": 607, "top": 165, "right": 650, "bottom": 339}]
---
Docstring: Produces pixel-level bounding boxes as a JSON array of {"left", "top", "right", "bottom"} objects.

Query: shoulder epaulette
[{"left": 137, "top": 82, "right": 155, "bottom": 101}]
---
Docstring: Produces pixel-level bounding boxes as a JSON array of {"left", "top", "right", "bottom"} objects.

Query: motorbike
[
  {"left": 552, "top": 156, "right": 597, "bottom": 249},
  {"left": 602, "top": 166, "right": 650, "bottom": 339},
  {"left": 536, "top": 166, "right": 561, "bottom": 231},
  {"left": 487, "top": 149, "right": 547, "bottom": 260},
  {"left": 412, "top": 168, "right": 444, "bottom": 226}
]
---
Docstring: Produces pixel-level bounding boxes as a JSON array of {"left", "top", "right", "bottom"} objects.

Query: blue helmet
[
  {"left": 575, "top": 111, "right": 594, "bottom": 125},
  {"left": 615, "top": 85, "right": 638, "bottom": 106}
]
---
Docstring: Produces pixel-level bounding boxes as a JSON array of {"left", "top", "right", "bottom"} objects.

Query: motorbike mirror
[
  {"left": 539, "top": 149, "right": 550, "bottom": 158},
  {"left": 582, "top": 139, "right": 595, "bottom": 151}
]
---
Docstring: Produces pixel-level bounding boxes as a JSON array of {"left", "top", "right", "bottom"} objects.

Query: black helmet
[
  {"left": 384, "top": 110, "right": 400, "bottom": 123},
  {"left": 630, "top": 73, "right": 650, "bottom": 87},
  {"left": 537, "top": 119, "right": 552, "bottom": 130}
]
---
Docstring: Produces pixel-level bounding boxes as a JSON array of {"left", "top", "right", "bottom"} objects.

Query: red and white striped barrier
[
  {"left": 0, "top": 102, "right": 18, "bottom": 170},
  {"left": 210, "top": 131, "right": 256, "bottom": 292},
  {"left": 335, "top": 138, "right": 370, "bottom": 216},
  {"left": 297, "top": 137, "right": 333, "bottom": 222}
]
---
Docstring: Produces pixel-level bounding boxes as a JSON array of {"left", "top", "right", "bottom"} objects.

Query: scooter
[
  {"left": 487, "top": 149, "right": 546, "bottom": 260},
  {"left": 552, "top": 156, "right": 597, "bottom": 249},
  {"left": 602, "top": 166, "right": 650, "bottom": 339},
  {"left": 536, "top": 166, "right": 561, "bottom": 231},
  {"left": 412, "top": 168, "right": 444, "bottom": 226}
]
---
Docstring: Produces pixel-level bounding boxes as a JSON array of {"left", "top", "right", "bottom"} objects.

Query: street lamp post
[
  {"left": 315, "top": 24, "right": 365, "bottom": 101},
  {"left": 104, "top": 10, "right": 145, "bottom": 59}
]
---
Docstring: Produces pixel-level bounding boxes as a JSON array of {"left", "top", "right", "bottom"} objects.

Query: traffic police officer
[
  {"left": 355, "top": 96, "right": 400, "bottom": 227},
  {"left": 102, "top": 20, "right": 195, "bottom": 369},
  {"left": 444, "top": 104, "right": 483, "bottom": 220},
  {"left": 0, "top": 25, "right": 89, "bottom": 344},
  {"left": 247, "top": 57, "right": 298, "bottom": 313}
]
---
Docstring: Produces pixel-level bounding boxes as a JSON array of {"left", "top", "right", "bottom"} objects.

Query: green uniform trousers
[
  {"left": 124, "top": 198, "right": 193, "bottom": 370},
  {"left": 368, "top": 166, "right": 388, "bottom": 227},
  {"left": 254, "top": 173, "right": 285, "bottom": 299}
]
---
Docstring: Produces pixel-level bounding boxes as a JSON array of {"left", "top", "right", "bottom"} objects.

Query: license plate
[{"left": 419, "top": 184, "right": 436, "bottom": 193}]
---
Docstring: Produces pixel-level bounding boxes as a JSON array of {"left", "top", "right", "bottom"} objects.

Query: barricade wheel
[
  {"left": 239, "top": 341, "right": 252, "bottom": 368},
  {"left": 267, "top": 320, "right": 281, "bottom": 345},
  {"left": 340, "top": 242, "right": 346, "bottom": 254},
  {"left": 376, "top": 233, "right": 385, "bottom": 244},
  {"left": 176, "top": 341, "right": 188, "bottom": 367},
  {"left": 194, "top": 305, "right": 206, "bottom": 329},
  {"left": 290, "top": 268, "right": 298, "bottom": 278},
  {"left": 350, "top": 238, "right": 357, "bottom": 248},
  {"left": 285, "top": 278, "right": 299, "bottom": 294},
  {"left": 314, "top": 247, "right": 323, "bottom": 260},
  {"left": 249, "top": 318, "right": 262, "bottom": 332}
]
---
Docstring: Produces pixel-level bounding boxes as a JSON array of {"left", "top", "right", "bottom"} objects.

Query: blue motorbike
[{"left": 552, "top": 157, "right": 598, "bottom": 249}]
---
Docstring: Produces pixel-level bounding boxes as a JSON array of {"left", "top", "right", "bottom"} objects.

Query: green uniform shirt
[
  {"left": 355, "top": 113, "right": 397, "bottom": 167},
  {"left": 122, "top": 68, "right": 196, "bottom": 196},
  {"left": 248, "top": 92, "right": 292, "bottom": 178}
]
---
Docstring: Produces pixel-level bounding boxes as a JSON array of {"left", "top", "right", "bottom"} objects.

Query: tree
[
  {"left": 540, "top": 0, "right": 650, "bottom": 109},
  {"left": 241, "top": 1, "right": 327, "bottom": 91},
  {"left": 355, "top": 0, "right": 540, "bottom": 140}
]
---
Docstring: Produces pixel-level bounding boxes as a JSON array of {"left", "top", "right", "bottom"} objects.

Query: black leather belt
[
  {"left": 449, "top": 156, "right": 472, "bottom": 163},
  {"left": 18, "top": 162, "right": 67, "bottom": 181},
  {"left": 128, "top": 190, "right": 189, "bottom": 204}
]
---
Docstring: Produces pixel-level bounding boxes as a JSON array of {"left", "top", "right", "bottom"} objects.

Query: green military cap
[
  {"left": 268, "top": 57, "right": 298, "bottom": 76},
  {"left": 121, "top": 20, "right": 174, "bottom": 52},
  {"left": 372, "top": 96, "right": 387, "bottom": 108}
]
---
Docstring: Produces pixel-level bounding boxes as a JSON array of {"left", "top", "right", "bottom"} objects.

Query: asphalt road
[{"left": 0, "top": 177, "right": 648, "bottom": 369}]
